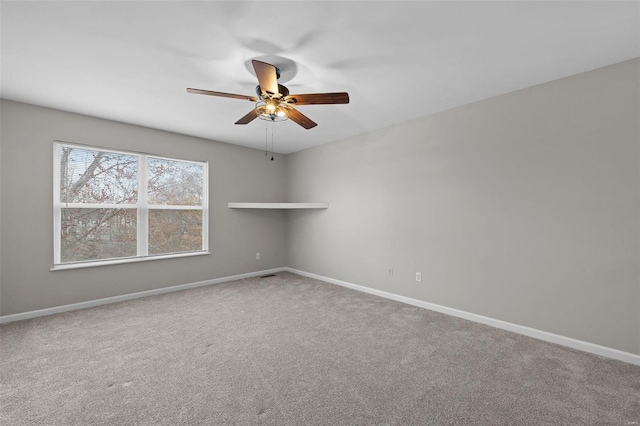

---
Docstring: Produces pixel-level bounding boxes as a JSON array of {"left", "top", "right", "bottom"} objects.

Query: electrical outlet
[
  {"left": 415, "top": 272, "right": 422, "bottom": 282},
  {"left": 256, "top": 253, "right": 261, "bottom": 260},
  {"left": 388, "top": 268, "right": 393, "bottom": 277}
]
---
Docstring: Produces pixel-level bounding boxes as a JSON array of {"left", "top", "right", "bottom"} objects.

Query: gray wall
[
  {"left": 286, "top": 59, "right": 640, "bottom": 355},
  {"left": 2, "top": 59, "right": 638, "bottom": 356},
  {"left": 0, "top": 100, "right": 288, "bottom": 316}
]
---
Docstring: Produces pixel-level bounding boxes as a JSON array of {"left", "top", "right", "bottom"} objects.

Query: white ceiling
[{"left": 1, "top": 1, "right": 638, "bottom": 154}]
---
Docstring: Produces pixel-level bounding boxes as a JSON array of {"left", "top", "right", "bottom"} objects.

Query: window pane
[
  {"left": 60, "top": 146, "right": 138, "bottom": 204},
  {"left": 61, "top": 208, "right": 137, "bottom": 262},
  {"left": 147, "top": 158, "right": 203, "bottom": 206},
  {"left": 148, "top": 210, "right": 203, "bottom": 255}
]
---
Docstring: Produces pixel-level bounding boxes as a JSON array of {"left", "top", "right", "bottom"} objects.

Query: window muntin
[{"left": 54, "top": 142, "right": 208, "bottom": 266}]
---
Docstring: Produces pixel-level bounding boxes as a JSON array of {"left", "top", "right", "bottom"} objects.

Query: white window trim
[
  {"left": 53, "top": 141, "right": 209, "bottom": 270},
  {"left": 50, "top": 251, "right": 211, "bottom": 271}
]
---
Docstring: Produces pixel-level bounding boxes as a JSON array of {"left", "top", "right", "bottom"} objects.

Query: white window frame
[{"left": 52, "top": 141, "right": 209, "bottom": 271}]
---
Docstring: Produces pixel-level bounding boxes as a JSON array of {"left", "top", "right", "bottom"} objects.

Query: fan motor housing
[{"left": 256, "top": 84, "right": 289, "bottom": 98}]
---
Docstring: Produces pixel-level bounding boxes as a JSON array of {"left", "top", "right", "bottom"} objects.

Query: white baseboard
[
  {"left": 285, "top": 267, "right": 640, "bottom": 367},
  {"left": 0, "top": 267, "right": 286, "bottom": 325},
  {"left": 3, "top": 266, "right": 638, "bottom": 366}
]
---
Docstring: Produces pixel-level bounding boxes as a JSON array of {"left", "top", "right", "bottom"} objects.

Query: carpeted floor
[{"left": 1, "top": 272, "right": 639, "bottom": 425}]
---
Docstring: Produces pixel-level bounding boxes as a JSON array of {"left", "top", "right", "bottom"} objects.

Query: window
[{"left": 53, "top": 142, "right": 208, "bottom": 268}]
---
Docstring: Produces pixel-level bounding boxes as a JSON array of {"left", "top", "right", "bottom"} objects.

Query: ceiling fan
[{"left": 187, "top": 60, "right": 349, "bottom": 129}]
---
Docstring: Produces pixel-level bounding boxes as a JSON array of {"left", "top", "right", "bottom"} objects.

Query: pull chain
[
  {"left": 271, "top": 120, "right": 274, "bottom": 161},
  {"left": 265, "top": 122, "right": 268, "bottom": 156}
]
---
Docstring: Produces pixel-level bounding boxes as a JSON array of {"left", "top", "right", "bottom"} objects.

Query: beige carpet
[{"left": 1, "top": 272, "right": 639, "bottom": 425}]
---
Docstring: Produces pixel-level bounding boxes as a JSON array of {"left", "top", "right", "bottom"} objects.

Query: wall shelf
[{"left": 228, "top": 202, "right": 329, "bottom": 209}]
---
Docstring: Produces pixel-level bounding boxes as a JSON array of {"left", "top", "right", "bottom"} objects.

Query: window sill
[{"left": 51, "top": 251, "right": 211, "bottom": 271}]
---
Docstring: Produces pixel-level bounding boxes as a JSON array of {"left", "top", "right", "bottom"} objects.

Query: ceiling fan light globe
[{"left": 255, "top": 100, "right": 288, "bottom": 122}]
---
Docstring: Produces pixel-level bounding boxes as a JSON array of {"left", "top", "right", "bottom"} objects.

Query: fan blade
[
  {"left": 284, "top": 92, "right": 349, "bottom": 105},
  {"left": 288, "top": 107, "right": 317, "bottom": 129},
  {"left": 187, "top": 88, "right": 256, "bottom": 102},
  {"left": 252, "top": 60, "right": 279, "bottom": 95},
  {"left": 235, "top": 109, "right": 258, "bottom": 125}
]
